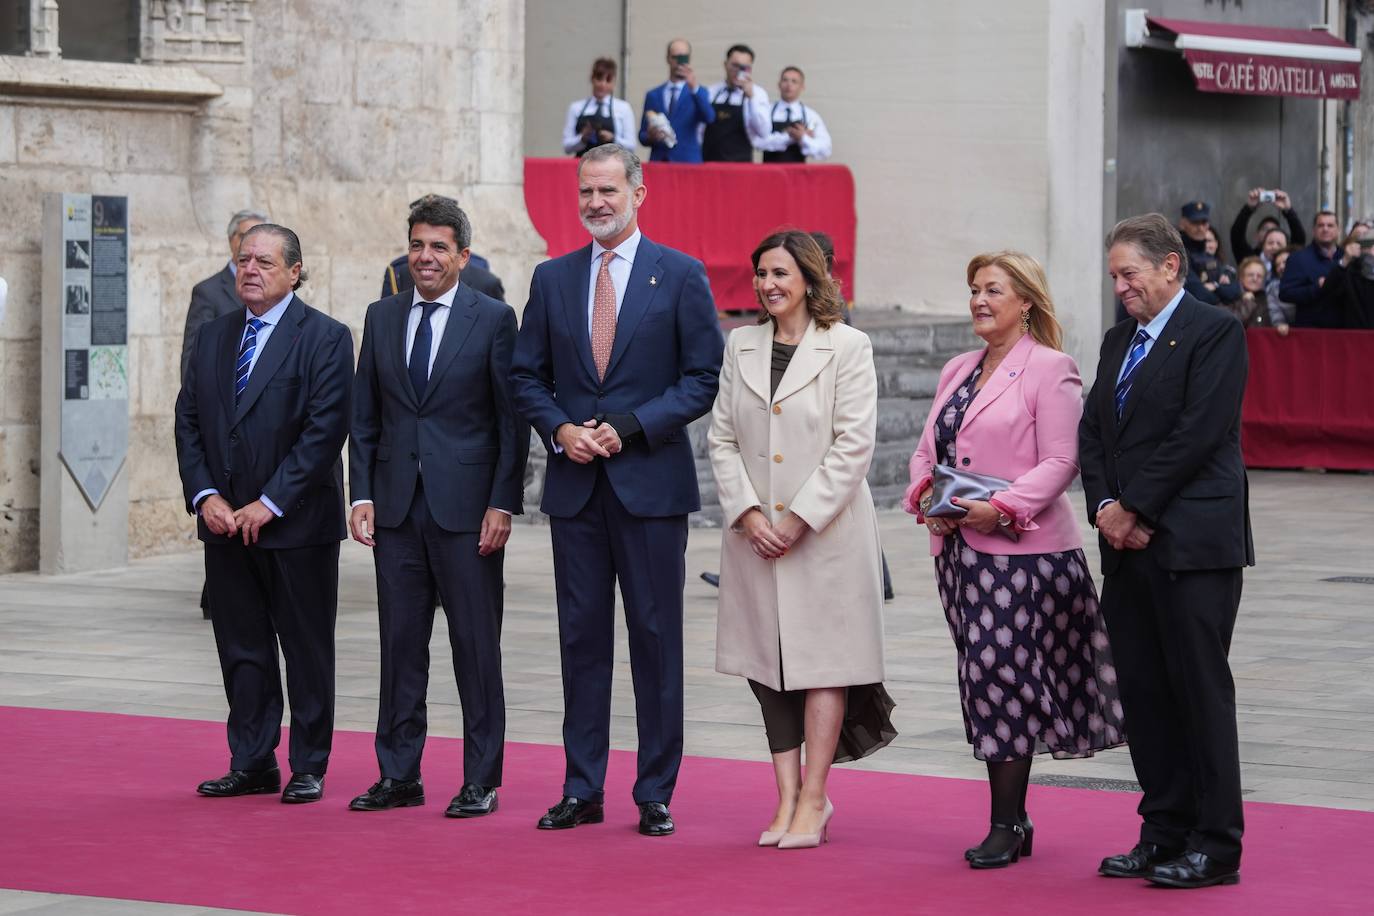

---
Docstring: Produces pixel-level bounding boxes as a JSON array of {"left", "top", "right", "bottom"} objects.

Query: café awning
[{"left": 1125, "top": 11, "right": 1362, "bottom": 100}]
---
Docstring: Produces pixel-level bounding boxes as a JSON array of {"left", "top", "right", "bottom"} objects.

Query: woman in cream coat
[{"left": 710, "top": 229, "right": 894, "bottom": 851}]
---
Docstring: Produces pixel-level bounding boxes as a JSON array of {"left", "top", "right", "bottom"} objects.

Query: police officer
[
  {"left": 758, "top": 66, "right": 832, "bottom": 163},
  {"left": 701, "top": 44, "right": 771, "bottom": 162},
  {"left": 562, "top": 57, "right": 636, "bottom": 156}
]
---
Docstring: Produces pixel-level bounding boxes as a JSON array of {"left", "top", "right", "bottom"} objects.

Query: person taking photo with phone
[
  {"left": 702, "top": 43, "right": 772, "bottom": 162},
  {"left": 639, "top": 38, "right": 714, "bottom": 163}
]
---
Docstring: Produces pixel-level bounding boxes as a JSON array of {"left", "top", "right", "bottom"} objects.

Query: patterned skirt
[{"left": 933, "top": 532, "right": 1126, "bottom": 762}]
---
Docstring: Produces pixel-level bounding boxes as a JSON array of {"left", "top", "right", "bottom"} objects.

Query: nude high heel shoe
[
  {"left": 777, "top": 800, "right": 834, "bottom": 849},
  {"left": 758, "top": 828, "right": 787, "bottom": 847}
]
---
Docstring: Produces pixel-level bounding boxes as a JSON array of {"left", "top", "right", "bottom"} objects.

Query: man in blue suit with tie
[
  {"left": 639, "top": 38, "right": 715, "bottom": 163},
  {"left": 512, "top": 144, "right": 724, "bottom": 836}
]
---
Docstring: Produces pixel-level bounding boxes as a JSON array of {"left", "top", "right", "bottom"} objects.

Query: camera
[{"left": 1259, "top": 189, "right": 1276, "bottom": 203}]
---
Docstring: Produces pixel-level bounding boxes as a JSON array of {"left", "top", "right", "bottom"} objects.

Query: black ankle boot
[
  {"left": 966, "top": 814, "right": 1033, "bottom": 860},
  {"left": 967, "top": 821, "right": 1027, "bottom": 869}
]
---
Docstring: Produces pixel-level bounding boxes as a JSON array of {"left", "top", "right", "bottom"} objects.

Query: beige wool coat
[{"left": 709, "top": 319, "right": 886, "bottom": 691}]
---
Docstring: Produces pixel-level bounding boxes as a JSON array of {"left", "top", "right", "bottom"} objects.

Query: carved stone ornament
[{"left": 142, "top": 0, "right": 254, "bottom": 64}]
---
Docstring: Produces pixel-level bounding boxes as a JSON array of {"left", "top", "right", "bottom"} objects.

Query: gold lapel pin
[{"left": 649, "top": 276, "right": 658, "bottom": 286}]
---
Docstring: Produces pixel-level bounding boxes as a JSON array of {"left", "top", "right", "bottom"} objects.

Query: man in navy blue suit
[
  {"left": 639, "top": 38, "right": 715, "bottom": 163},
  {"left": 512, "top": 143, "right": 724, "bottom": 836}
]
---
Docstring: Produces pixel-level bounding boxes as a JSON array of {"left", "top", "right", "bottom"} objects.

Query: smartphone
[
  {"left": 674, "top": 53, "right": 690, "bottom": 65},
  {"left": 1259, "top": 190, "right": 1276, "bottom": 203},
  {"left": 738, "top": 64, "right": 750, "bottom": 74}
]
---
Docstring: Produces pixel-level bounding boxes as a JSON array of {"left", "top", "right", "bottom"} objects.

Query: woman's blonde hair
[{"left": 964, "top": 250, "right": 1063, "bottom": 351}]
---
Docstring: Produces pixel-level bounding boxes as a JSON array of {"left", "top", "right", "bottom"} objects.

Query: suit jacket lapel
[
  {"left": 604, "top": 238, "right": 665, "bottom": 379},
  {"left": 961, "top": 333, "right": 1034, "bottom": 431},
  {"left": 218, "top": 311, "right": 241, "bottom": 421},
  {"left": 391, "top": 294, "right": 420, "bottom": 407},
  {"left": 772, "top": 320, "right": 835, "bottom": 404},
  {"left": 233, "top": 296, "right": 304, "bottom": 425},
  {"left": 736, "top": 323, "right": 771, "bottom": 404},
  {"left": 1118, "top": 297, "right": 1192, "bottom": 431},
  {"left": 422, "top": 285, "right": 480, "bottom": 403},
  {"left": 561, "top": 245, "right": 600, "bottom": 383}
]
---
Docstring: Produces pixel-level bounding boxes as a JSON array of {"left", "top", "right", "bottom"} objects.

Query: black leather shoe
[
  {"left": 349, "top": 777, "right": 425, "bottom": 811},
  {"left": 1099, "top": 841, "right": 1184, "bottom": 878},
  {"left": 967, "top": 821, "right": 1025, "bottom": 869},
  {"left": 537, "top": 796, "right": 604, "bottom": 829},
  {"left": 638, "top": 802, "right": 675, "bottom": 837},
  {"left": 700, "top": 572, "right": 720, "bottom": 588},
  {"left": 446, "top": 783, "right": 498, "bottom": 818},
  {"left": 966, "top": 815, "right": 1033, "bottom": 861},
  {"left": 197, "top": 768, "right": 281, "bottom": 797},
  {"left": 1146, "top": 851, "right": 1240, "bottom": 888},
  {"left": 281, "top": 773, "right": 324, "bottom": 804}
]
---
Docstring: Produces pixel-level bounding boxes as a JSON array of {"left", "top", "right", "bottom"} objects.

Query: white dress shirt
[
  {"left": 405, "top": 281, "right": 458, "bottom": 376},
  {"left": 585, "top": 228, "right": 640, "bottom": 334},
  {"left": 700, "top": 81, "right": 772, "bottom": 145},
  {"left": 757, "top": 99, "right": 833, "bottom": 160},
  {"left": 193, "top": 291, "right": 294, "bottom": 516},
  {"left": 562, "top": 95, "right": 637, "bottom": 154}
]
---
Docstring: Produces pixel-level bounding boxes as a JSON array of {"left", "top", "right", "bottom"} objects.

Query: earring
[
  {"left": 806, "top": 286, "right": 814, "bottom": 297},
  {"left": 1020, "top": 311, "right": 1031, "bottom": 333}
]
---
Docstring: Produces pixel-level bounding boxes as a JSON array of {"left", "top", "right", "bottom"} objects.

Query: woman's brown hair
[
  {"left": 751, "top": 229, "right": 845, "bottom": 329},
  {"left": 964, "top": 250, "right": 1064, "bottom": 351}
]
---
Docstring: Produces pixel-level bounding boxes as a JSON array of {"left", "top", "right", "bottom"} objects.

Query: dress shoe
[
  {"left": 281, "top": 773, "right": 324, "bottom": 804},
  {"left": 446, "top": 783, "right": 498, "bottom": 818},
  {"left": 759, "top": 828, "right": 787, "bottom": 847},
  {"left": 967, "top": 814, "right": 1033, "bottom": 861},
  {"left": 638, "top": 802, "right": 675, "bottom": 837},
  {"left": 537, "top": 796, "right": 604, "bottom": 829},
  {"left": 1146, "top": 851, "right": 1241, "bottom": 888},
  {"left": 348, "top": 777, "right": 425, "bottom": 811},
  {"left": 967, "top": 821, "right": 1027, "bottom": 869},
  {"left": 1099, "top": 841, "right": 1184, "bottom": 878},
  {"left": 197, "top": 768, "right": 280, "bottom": 797},
  {"left": 778, "top": 799, "right": 834, "bottom": 849}
]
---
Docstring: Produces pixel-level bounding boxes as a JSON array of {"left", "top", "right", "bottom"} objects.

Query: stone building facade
[{"left": 0, "top": 0, "right": 544, "bottom": 573}]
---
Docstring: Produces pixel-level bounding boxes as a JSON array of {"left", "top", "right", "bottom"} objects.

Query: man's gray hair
[
  {"left": 577, "top": 144, "right": 644, "bottom": 190},
  {"left": 226, "top": 209, "right": 270, "bottom": 239},
  {"left": 1104, "top": 213, "right": 1188, "bottom": 274}
]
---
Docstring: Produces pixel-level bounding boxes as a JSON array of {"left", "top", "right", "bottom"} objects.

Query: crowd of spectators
[
  {"left": 1165, "top": 192, "right": 1373, "bottom": 332},
  {"left": 561, "top": 39, "right": 832, "bottom": 165}
]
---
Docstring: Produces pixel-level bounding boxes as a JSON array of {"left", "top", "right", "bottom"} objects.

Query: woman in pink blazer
[{"left": 904, "top": 252, "right": 1124, "bottom": 869}]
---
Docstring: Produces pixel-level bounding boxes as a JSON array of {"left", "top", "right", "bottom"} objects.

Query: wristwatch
[{"left": 996, "top": 512, "right": 1012, "bottom": 528}]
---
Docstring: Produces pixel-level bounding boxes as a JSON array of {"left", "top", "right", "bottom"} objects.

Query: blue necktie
[
  {"left": 409, "top": 302, "right": 440, "bottom": 401},
  {"left": 234, "top": 317, "right": 265, "bottom": 403},
  {"left": 1114, "top": 328, "right": 1151, "bottom": 418},
  {"left": 668, "top": 85, "right": 680, "bottom": 116}
]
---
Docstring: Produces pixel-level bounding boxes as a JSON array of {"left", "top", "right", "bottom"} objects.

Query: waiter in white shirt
[
  {"left": 563, "top": 57, "right": 637, "bottom": 156},
  {"left": 701, "top": 43, "right": 771, "bottom": 162},
  {"left": 760, "top": 66, "right": 832, "bottom": 163}
]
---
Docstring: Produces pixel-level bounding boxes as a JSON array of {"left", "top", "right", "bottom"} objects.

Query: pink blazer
[{"left": 903, "top": 333, "right": 1085, "bottom": 556}]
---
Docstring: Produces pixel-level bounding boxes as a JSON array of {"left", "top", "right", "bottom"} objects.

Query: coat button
[
  {"left": 772, "top": 405, "right": 782, "bottom": 415},
  {"left": 598, "top": 391, "right": 605, "bottom": 399},
  {"left": 774, "top": 502, "right": 785, "bottom": 511},
  {"left": 773, "top": 454, "right": 783, "bottom": 463},
  {"left": 961, "top": 457, "right": 970, "bottom": 466},
  {"left": 409, "top": 452, "right": 418, "bottom": 459}
]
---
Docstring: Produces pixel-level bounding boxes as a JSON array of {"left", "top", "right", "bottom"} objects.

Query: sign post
[{"left": 40, "top": 193, "right": 131, "bottom": 573}]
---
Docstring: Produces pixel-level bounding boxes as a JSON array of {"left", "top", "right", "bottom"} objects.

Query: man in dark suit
[
  {"left": 174, "top": 224, "right": 354, "bottom": 804},
  {"left": 181, "top": 208, "right": 268, "bottom": 620},
  {"left": 381, "top": 195, "right": 505, "bottom": 302},
  {"left": 347, "top": 197, "right": 528, "bottom": 818},
  {"left": 639, "top": 38, "right": 715, "bottom": 163},
  {"left": 511, "top": 144, "right": 723, "bottom": 836},
  {"left": 1080, "top": 213, "right": 1254, "bottom": 889}
]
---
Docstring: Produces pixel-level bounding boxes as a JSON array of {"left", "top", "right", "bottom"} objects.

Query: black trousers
[
  {"left": 1099, "top": 549, "right": 1245, "bottom": 865},
  {"left": 550, "top": 466, "right": 687, "bottom": 805},
  {"left": 204, "top": 539, "right": 338, "bottom": 775},
  {"left": 372, "top": 479, "right": 506, "bottom": 786}
]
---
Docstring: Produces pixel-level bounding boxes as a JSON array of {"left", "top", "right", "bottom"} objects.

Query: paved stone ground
[{"left": 1, "top": 468, "right": 1371, "bottom": 912}]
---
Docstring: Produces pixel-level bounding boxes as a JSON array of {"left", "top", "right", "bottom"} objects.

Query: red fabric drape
[
  {"left": 523, "top": 158, "right": 857, "bottom": 311},
  {"left": 1242, "top": 328, "right": 1374, "bottom": 470}
]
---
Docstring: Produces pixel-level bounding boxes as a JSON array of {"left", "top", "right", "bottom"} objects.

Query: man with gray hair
[
  {"left": 1080, "top": 212, "right": 1252, "bottom": 890},
  {"left": 512, "top": 143, "right": 723, "bottom": 836},
  {"left": 181, "top": 208, "right": 268, "bottom": 619}
]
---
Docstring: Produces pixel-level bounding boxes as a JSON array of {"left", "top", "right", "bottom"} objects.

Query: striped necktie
[
  {"left": 1114, "top": 328, "right": 1151, "bottom": 418},
  {"left": 234, "top": 317, "right": 266, "bottom": 403}
]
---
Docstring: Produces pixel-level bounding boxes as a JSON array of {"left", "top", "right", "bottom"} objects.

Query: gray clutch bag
[{"left": 927, "top": 464, "right": 1019, "bottom": 542}]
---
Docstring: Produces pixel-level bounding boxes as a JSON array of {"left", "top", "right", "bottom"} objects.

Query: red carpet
[{"left": 0, "top": 706, "right": 1369, "bottom": 915}]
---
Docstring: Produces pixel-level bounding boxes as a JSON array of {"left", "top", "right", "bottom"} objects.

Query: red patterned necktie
[{"left": 591, "top": 250, "right": 617, "bottom": 380}]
